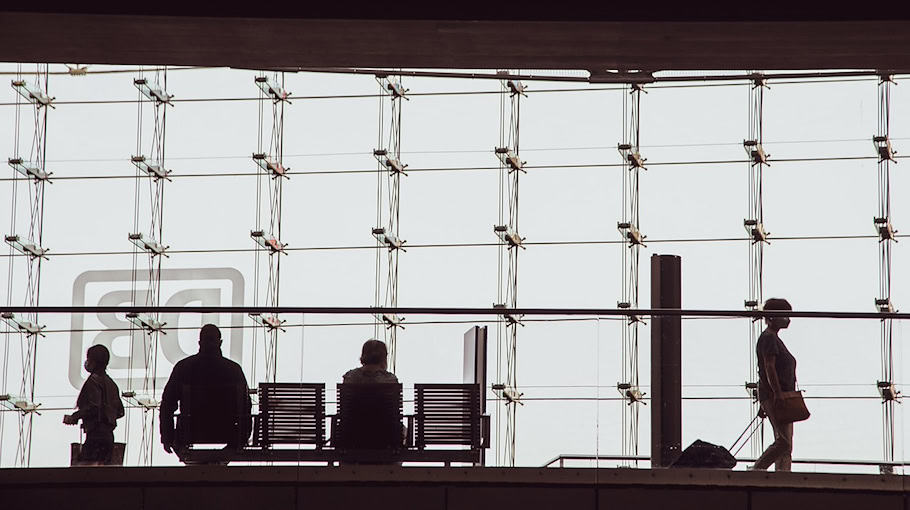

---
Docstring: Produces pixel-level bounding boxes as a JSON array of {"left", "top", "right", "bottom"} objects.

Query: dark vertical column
[{"left": 651, "top": 254, "right": 682, "bottom": 467}]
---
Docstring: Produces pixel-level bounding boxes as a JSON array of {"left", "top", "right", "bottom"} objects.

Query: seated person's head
[
  {"left": 85, "top": 344, "right": 110, "bottom": 373},
  {"left": 360, "top": 339, "right": 388, "bottom": 370},
  {"left": 199, "top": 323, "right": 222, "bottom": 351}
]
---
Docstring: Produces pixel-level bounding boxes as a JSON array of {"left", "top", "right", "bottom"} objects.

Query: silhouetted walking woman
[{"left": 751, "top": 297, "right": 799, "bottom": 471}]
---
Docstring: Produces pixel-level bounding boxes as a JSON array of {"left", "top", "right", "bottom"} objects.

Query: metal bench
[
  {"left": 182, "top": 382, "right": 489, "bottom": 465},
  {"left": 415, "top": 383, "right": 489, "bottom": 466}
]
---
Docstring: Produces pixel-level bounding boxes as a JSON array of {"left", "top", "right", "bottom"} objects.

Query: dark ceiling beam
[{"left": 2, "top": 12, "right": 910, "bottom": 71}]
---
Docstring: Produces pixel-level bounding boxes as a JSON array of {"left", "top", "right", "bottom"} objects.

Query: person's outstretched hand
[{"left": 62, "top": 414, "right": 78, "bottom": 425}]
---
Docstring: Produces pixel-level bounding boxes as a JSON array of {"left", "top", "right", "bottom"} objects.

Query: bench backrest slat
[
  {"left": 415, "top": 383, "right": 481, "bottom": 448},
  {"left": 258, "top": 383, "right": 325, "bottom": 447}
]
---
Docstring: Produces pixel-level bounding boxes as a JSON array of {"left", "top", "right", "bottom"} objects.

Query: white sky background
[{"left": 0, "top": 64, "right": 909, "bottom": 471}]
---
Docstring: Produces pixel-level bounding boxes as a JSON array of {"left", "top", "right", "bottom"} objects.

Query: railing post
[{"left": 651, "top": 254, "right": 682, "bottom": 467}]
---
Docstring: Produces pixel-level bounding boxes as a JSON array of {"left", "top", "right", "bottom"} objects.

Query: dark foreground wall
[{"left": 0, "top": 466, "right": 906, "bottom": 510}]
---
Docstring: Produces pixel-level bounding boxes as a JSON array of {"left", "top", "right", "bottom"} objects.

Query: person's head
[
  {"left": 84, "top": 344, "right": 110, "bottom": 373},
  {"left": 199, "top": 323, "right": 222, "bottom": 351},
  {"left": 360, "top": 339, "right": 388, "bottom": 369},
  {"left": 763, "top": 297, "right": 792, "bottom": 330}
]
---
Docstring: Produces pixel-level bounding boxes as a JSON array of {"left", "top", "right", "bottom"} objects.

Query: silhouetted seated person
[
  {"left": 160, "top": 324, "right": 252, "bottom": 455},
  {"left": 343, "top": 339, "right": 399, "bottom": 384},
  {"left": 63, "top": 345, "right": 125, "bottom": 465},
  {"left": 336, "top": 339, "right": 405, "bottom": 456}
]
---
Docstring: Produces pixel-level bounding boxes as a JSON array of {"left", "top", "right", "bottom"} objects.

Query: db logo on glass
[{"left": 69, "top": 268, "right": 245, "bottom": 390}]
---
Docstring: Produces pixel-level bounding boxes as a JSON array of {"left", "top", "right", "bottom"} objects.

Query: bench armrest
[
  {"left": 480, "top": 415, "right": 491, "bottom": 449},
  {"left": 405, "top": 415, "right": 415, "bottom": 448}
]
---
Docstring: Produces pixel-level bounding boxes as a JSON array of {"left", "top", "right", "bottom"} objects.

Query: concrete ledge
[{"left": 1, "top": 466, "right": 907, "bottom": 510}]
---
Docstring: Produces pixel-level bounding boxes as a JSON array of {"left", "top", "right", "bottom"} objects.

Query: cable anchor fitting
[
  {"left": 249, "top": 313, "right": 287, "bottom": 332},
  {"left": 374, "top": 312, "right": 405, "bottom": 330},
  {"left": 254, "top": 75, "right": 291, "bottom": 103},
  {"left": 873, "top": 136, "right": 897, "bottom": 163},
  {"left": 372, "top": 227, "right": 406, "bottom": 251},
  {"left": 1, "top": 312, "right": 46, "bottom": 337},
  {"left": 8, "top": 157, "right": 52, "bottom": 182},
  {"left": 11, "top": 80, "right": 54, "bottom": 108},
  {"left": 131, "top": 155, "right": 172, "bottom": 181},
  {"left": 5, "top": 235, "right": 49, "bottom": 260},
  {"left": 875, "top": 298, "right": 895, "bottom": 314},
  {"left": 493, "top": 303, "right": 524, "bottom": 327},
  {"left": 126, "top": 312, "right": 166, "bottom": 335},
  {"left": 617, "top": 143, "right": 647, "bottom": 170},
  {"left": 252, "top": 153, "right": 290, "bottom": 179},
  {"left": 617, "top": 382, "right": 646, "bottom": 406},
  {"left": 878, "top": 381, "right": 901, "bottom": 402},
  {"left": 0, "top": 394, "right": 42, "bottom": 414},
  {"left": 743, "top": 219, "right": 770, "bottom": 244},
  {"left": 128, "top": 233, "right": 169, "bottom": 257},
  {"left": 506, "top": 79, "right": 528, "bottom": 97},
  {"left": 494, "top": 225, "right": 525, "bottom": 249},
  {"left": 493, "top": 383, "right": 524, "bottom": 406},
  {"left": 494, "top": 147, "right": 526, "bottom": 173},
  {"left": 373, "top": 149, "right": 408, "bottom": 175},
  {"left": 743, "top": 140, "right": 770, "bottom": 165},
  {"left": 133, "top": 78, "right": 173, "bottom": 105},
  {"left": 617, "top": 222, "right": 646, "bottom": 247},
  {"left": 121, "top": 391, "right": 160, "bottom": 409},
  {"left": 744, "top": 381, "right": 759, "bottom": 401},
  {"left": 874, "top": 217, "right": 898, "bottom": 242},
  {"left": 251, "top": 230, "right": 288, "bottom": 255},
  {"left": 617, "top": 301, "right": 645, "bottom": 324}
]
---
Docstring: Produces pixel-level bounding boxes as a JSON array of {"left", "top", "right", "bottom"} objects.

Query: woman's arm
[{"left": 763, "top": 353, "right": 784, "bottom": 398}]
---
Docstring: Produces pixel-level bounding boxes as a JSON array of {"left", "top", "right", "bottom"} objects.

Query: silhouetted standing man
[
  {"left": 64, "top": 344, "right": 125, "bottom": 465},
  {"left": 160, "top": 324, "right": 252, "bottom": 453}
]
